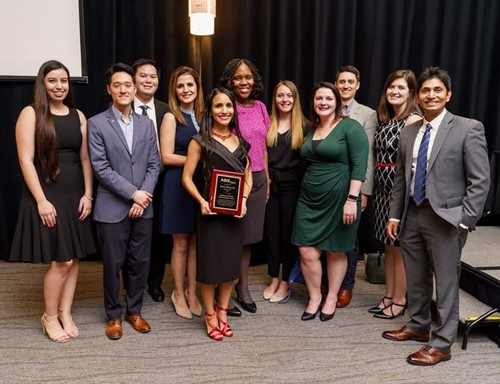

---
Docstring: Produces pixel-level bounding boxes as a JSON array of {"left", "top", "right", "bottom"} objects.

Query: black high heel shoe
[
  {"left": 319, "top": 310, "right": 335, "bottom": 322},
  {"left": 301, "top": 310, "right": 318, "bottom": 321},
  {"left": 368, "top": 296, "right": 392, "bottom": 314},
  {"left": 373, "top": 302, "right": 407, "bottom": 319},
  {"left": 235, "top": 282, "right": 257, "bottom": 313},
  {"left": 301, "top": 300, "right": 322, "bottom": 321}
]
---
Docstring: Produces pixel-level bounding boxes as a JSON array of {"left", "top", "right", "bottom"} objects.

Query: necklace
[
  {"left": 51, "top": 105, "right": 66, "bottom": 115},
  {"left": 212, "top": 130, "right": 232, "bottom": 141}
]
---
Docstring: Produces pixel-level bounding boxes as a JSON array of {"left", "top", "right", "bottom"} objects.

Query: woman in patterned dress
[{"left": 370, "top": 70, "right": 421, "bottom": 319}]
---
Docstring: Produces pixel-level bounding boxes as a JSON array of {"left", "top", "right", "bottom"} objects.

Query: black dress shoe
[
  {"left": 235, "top": 282, "right": 257, "bottom": 313},
  {"left": 319, "top": 311, "right": 335, "bottom": 322},
  {"left": 148, "top": 287, "right": 165, "bottom": 302},
  {"left": 237, "top": 299, "right": 257, "bottom": 313},
  {"left": 226, "top": 306, "right": 242, "bottom": 317},
  {"left": 301, "top": 310, "right": 318, "bottom": 321}
]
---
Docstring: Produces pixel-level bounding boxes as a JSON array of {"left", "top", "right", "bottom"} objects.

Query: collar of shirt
[
  {"left": 180, "top": 107, "right": 201, "bottom": 132},
  {"left": 423, "top": 108, "right": 447, "bottom": 133},
  {"left": 342, "top": 99, "right": 355, "bottom": 115},
  {"left": 134, "top": 97, "right": 156, "bottom": 126},
  {"left": 112, "top": 106, "right": 133, "bottom": 124},
  {"left": 112, "top": 106, "right": 134, "bottom": 152},
  {"left": 410, "top": 108, "right": 447, "bottom": 194}
]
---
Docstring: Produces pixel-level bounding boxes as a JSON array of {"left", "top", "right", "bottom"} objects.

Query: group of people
[{"left": 9, "top": 58, "right": 490, "bottom": 366}]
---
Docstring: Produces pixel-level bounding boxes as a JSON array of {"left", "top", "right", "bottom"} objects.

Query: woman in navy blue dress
[{"left": 159, "top": 66, "right": 204, "bottom": 319}]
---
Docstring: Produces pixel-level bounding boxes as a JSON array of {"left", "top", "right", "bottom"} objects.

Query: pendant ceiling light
[{"left": 189, "top": 0, "right": 216, "bottom": 36}]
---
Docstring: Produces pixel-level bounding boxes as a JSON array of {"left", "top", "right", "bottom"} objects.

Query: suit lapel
[
  {"left": 428, "top": 112, "right": 453, "bottom": 171},
  {"left": 131, "top": 112, "right": 144, "bottom": 155},
  {"left": 349, "top": 100, "right": 360, "bottom": 118},
  {"left": 106, "top": 108, "right": 132, "bottom": 156},
  {"left": 405, "top": 123, "right": 419, "bottom": 182}
]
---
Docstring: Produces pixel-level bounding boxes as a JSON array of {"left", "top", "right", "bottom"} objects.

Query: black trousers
[
  {"left": 97, "top": 217, "right": 152, "bottom": 320},
  {"left": 263, "top": 176, "right": 301, "bottom": 281},
  {"left": 148, "top": 172, "right": 172, "bottom": 288},
  {"left": 341, "top": 196, "right": 379, "bottom": 290}
]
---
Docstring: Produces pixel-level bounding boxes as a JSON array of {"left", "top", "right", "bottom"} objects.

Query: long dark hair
[
  {"left": 200, "top": 87, "right": 249, "bottom": 153},
  {"left": 34, "top": 60, "right": 75, "bottom": 183},
  {"left": 217, "top": 59, "right": 264, "bottom": 100},
  {"left": 309, "top": 81, "right": 342, "bottom": 130}
]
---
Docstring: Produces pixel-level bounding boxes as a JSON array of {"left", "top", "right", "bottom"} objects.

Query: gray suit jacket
[
  {"left": 349, "top": 100, "right": 377, "bottom": 195},
  {"left": 87, "top": 107, "right": 160, "bottom": 223},
  {"left": 389, "top": 110, "right": 490, "bottom": 230}
]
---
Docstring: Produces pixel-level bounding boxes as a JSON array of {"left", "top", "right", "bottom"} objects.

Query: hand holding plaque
[{"left": 209, "top": 169, "right": 245, "bottom": 216}]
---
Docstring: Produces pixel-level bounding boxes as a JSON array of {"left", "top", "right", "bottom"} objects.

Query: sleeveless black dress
[
  {"left": 9, "top": 108, "right": 95, "bottom": 263},
  {"left": 194, "top": 135, "right": 248, "bottom": 284}
]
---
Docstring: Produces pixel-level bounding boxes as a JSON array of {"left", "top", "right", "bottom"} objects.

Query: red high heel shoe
[
  {"left": 215, "top": 306, "right": 233, "bottom": 337},
  {"left": 205, "top": 312, "right": 223, "bottom": 341}
]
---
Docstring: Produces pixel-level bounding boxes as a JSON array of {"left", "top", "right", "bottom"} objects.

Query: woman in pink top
[{"left": 218, "top": 59, "right": 270, "bottom": 314}]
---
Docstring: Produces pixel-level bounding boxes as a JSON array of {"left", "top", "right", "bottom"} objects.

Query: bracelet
[
  {"left": 243, "top": 195, "right": 248, "bottom": 200},
  {"left": 84, "top": 194, "right": 93, "bottom": 201},
  {"left": 347, "top": 194, "right": 358, "bottom": 201}
]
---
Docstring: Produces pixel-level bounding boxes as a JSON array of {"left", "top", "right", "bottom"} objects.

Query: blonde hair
[
  {"left": 168, "top": 66, "right": 204, "bottom": 125},
  {"left": 267, "top": 80, "right": 305, "bottom": 150}
]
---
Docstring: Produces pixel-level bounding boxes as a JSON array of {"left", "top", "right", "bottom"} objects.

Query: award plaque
[{"left": 209, "top": 169, "right": 245, "bottom": 216}]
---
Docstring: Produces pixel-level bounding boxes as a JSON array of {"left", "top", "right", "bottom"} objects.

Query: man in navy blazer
[
  {"left": 383, "top": 67, "right": 490, "bottom": 365},
  {"left": 88, "top": 63, "right": 160, "bottom": 340},
  {"left": 132, "top": 58, "right": 171, "bottom": 303}
]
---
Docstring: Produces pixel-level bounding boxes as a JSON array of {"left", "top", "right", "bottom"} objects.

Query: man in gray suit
[
  {"left": 132, "top": 58, "right": 171, "bottom": 303},
  {"left": 88, "top": 63, "right": 160, "bottom": 340},
  {"left": 383, "top": 67, "right": 490, "bottom": 365},
  {"left": 334, "top": 65, "right": 378, "bottom": 307}
]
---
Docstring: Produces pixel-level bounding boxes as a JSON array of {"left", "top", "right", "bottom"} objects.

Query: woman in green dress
[{"left": 292, "top": 82, "right": 368, "bottom": 322}]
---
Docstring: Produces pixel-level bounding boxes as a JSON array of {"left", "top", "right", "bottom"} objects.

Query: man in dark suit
[
  {"left": 88, "top": 63, "right": 160, "bottom": 340},
  {"left": 383, "top": 67, "right": 490, "bottom": 365},
  {"left": 334, "top": 65, "right": 378, "bottom": 307},
  {"left": 132, "top": 58, "right": 171, "bottom": 303}
]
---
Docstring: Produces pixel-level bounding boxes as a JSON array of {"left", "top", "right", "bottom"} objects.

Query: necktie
[
  {"left": 413, "top": 123, "right": 432, "bottom": 205},
  {"left": 139, "top": 105, "right": 149, "bottom": 116},
  {"left": 342, "top": 105, "right": 349, "bottom": 116}
]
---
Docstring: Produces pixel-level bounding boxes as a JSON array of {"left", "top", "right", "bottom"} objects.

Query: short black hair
[
  {"left": 132, "top": 58, "right": 160, "bottom": 77},
  {"left": 335, "top": 65, "right": 360, "bottom": 82},
  {"left": 105, "top": 63, "right": 135, "bottom": 85},
  {"left": 417, "top": 67, "right": 452, "bottom": 92}
]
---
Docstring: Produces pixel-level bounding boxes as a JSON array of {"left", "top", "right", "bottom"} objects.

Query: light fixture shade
[{"left": 189, "top": 0, "right": 216, "bottom": 36}]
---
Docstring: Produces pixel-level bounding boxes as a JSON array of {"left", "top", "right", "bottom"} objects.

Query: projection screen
[{"left": 0, "top": 0, "right": 87, "bottom": 82}]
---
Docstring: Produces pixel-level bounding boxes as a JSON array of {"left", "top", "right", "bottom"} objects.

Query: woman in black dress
[
  {"left": 262, "top": 80, "right": 307, "bottom": 303},
  {"left": 182, "top": 88, "right": 252, "bottom": 340},
  {"left": 9, "top": 60, "right": 95, "bottom": 342}
]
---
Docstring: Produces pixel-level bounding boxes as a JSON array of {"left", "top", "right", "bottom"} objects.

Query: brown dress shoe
[
  {"left": 407, "top": 345, "right": 451, "bottom": 366},
  {"left": 105, "top": 319, "right": 123, "bottom": 340},
  {"left": 127, "top": 314, "right": 151, "bottom": 333},
  {"left": 382, "top": 325, "right": 430, "bottom": 342},
  {"left": 336, "top": 290, "right": 353, "bottom": 308}
]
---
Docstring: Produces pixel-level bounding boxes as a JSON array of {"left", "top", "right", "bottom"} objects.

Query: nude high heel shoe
[
  {"left": 58, "top": 308, "right": 79, "bottom": 338},
  {"left": 41, "top": 314, "right": 70, "bottom": 343},
  {"left": 185, "top": 289, "right": 202, "bottom": 317}
]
